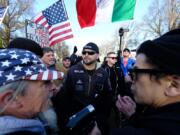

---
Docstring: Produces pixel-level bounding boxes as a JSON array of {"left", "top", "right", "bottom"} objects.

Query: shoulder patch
[{"left": 74, "top": 69, "right": 84, "bottom": 73}]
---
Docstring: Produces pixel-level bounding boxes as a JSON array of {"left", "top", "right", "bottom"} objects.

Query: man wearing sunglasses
[
  {"left": 56, "top": 42, "right": 112, "bottom": 135},
  {"left": 111, "top": 29, "right": 180, "bottom": 135},
  {"left": 102, "top": 52, "right": 126, "bottom": 128},
  {"left": 102, "top": 52, "right": 119, "bottom": 97}
]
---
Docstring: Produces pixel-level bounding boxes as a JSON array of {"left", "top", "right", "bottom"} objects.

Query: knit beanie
[{"left": 137, "top": 28, "right": 180, "bottom": 75}]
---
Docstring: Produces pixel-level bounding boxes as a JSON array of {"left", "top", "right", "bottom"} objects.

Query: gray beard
[{"left": 39, "top": 108, "right": 58, "bottom": 132}]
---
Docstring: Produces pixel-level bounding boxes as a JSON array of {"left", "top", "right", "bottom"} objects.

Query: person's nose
[
  {"left": 47, "top": 81, "right": 58, "bottom": 97},
  {"left": 50, "top": 82, "right": 57, "bottom": 92},
  {"left": 50, "top": 55, "right": 54, "bottom": 60}
]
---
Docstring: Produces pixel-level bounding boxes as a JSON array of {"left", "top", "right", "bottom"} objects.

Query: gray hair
[{"left": 0, "top": 80, "right": 29, "bottom": 114}]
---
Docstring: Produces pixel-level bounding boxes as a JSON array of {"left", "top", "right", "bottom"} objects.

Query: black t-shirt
[{"left": 86, "top": 69, "right": 95, "bottom": 76}]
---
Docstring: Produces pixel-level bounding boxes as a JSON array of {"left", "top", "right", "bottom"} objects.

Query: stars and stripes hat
[{"left": 0, "top": 48, "right": 64, "bottom": 86}]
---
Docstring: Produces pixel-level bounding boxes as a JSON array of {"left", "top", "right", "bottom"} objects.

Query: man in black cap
[{"left": 54, "top": 42, "right": 112, "bottom": 135}]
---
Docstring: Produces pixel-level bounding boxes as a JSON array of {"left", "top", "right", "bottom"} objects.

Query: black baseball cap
[
  {"left": 83, "top": 42, "right": 99, "bottom": 53},
  {"left": 123, "top": 48, "right": 130, "bottom": 53}
]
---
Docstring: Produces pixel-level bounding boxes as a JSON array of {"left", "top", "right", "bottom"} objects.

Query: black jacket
[
  {"left": 101, "top": 64, "right": 126, "bottom": 98},
  {"left": 110, "top": 103, "right": 180, "bottom": 135},
  {"left": 53, "top": 62, "right": 112, "bottom": 135},
  {"left": 5, "top": 131, "right": 42, "bottom": 135}
]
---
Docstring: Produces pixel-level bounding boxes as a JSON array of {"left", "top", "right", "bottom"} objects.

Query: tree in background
[
  {"left": 0, "top": 0, "right": 6, "bottom": 6},
  {"left": 99, "top": 37, "right": 118, "bottom": 56},
  {"left": 122, "top": 0, "right": 180, "bottom": 50},
  {"left": 102, "top": 0, "right": 180, "bottom": 54},
  {"left": 0, "top": 0, "right": 35, "bottom": 47},
  {"left": 99, "top": 22, "right": 140, "bottom": 56},
  {"left": 123, "top": 22, "right": 141, "bottom": 50},
  {"left": 0, "top": 38, "right": 3, "bottom": 48},
  {"left": 53, "top": 42, "right": 70, "bottom": 61},
  {"left": 53, "top": 42, "right": 70, "bottom": 69},
  {"left": 141, "top": 0, "right": 180, "bottom": 37}
]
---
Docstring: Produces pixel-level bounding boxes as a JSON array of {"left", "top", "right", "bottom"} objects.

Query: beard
[
  {"left": 83, "top": 58, "right": 97, "bottom": 65},
  {"left": 39, "top": 107, "right": 58, "bottom": 133}
]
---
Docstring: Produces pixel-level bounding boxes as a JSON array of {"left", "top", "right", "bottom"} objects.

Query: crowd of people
[{"left": 0, "top": 28, "right": 179, "bottom": 135}]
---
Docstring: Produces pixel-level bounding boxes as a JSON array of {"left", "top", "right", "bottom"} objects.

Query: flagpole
[
  {"left": 25, "top": 19, "right": 28, "bottom": 38},
  {"left": 0, "top": 6, "right": 9, "bottom": 25},
  {"left": 119, "top": 28, "right": 123, "bottom": 51},
  {"left": 61, "top": 0, "right": 69, "bottom": 19},
  {"left": 117, "top": 27, "right": 129, "bottom": 68},
  {"left": 119, "top": 28, "right": 129, "bottom": 51}
]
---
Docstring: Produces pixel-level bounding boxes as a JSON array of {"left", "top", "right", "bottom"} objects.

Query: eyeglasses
[
  {"left": 107, "top": 57, "right": 117, "bottom": 60},
  {"left": 82, "top": 51, "right": 96, "bottom": 55},
  {"left": 128, "top": 68, "right": 171, "bottom": 81}
]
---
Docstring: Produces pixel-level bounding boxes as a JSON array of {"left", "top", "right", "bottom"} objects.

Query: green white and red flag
[{"left": 76, "top": 0, "right": 136, "bottom": 28}]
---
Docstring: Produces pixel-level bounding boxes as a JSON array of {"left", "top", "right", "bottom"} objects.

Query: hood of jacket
[{"left": 0, "top": 116, "right": 46, "bottom": 135}]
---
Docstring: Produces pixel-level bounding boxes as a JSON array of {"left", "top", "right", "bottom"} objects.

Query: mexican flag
[{"left": 76, "top": 0, "right": 136, "bottom": 28}]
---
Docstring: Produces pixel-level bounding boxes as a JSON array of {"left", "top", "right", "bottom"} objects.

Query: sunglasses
[
  {"left": 108, "top": 57, "right": 117, "bottom": 60},
  {"left": 128, "top": 68, "right": 171, "bottom": 81},
  {"left": 82, "top": 51, "right": 96, "bottom": 55}
]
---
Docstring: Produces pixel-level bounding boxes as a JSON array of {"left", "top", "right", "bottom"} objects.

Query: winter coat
[
  {"left": 102, "top": 64, "right": 126, "bottom": 97},
  {"left": 53, "top": 62, "right": 112, "bottom": 135},
  {"left": 110, "top": 103, "right": 180, "bottom": 135}
]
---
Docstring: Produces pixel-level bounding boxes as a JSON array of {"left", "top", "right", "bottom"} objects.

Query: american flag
[{"left": 34, "top": 0, "right": 73, "bottom": 46}]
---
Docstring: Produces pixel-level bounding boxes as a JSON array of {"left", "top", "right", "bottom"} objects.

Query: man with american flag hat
[{"left": 0, "top": 48, "right": 63, "bottom": 135}]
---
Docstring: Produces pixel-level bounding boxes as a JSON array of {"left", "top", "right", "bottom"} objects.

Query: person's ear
[
  {"left": 96, "top": 54, "right": 99, "bottom": 59},
  {"left": 0, "top": 90, "right": 22, "bottom": 109},
  {"left": 165, "top": 76, "right": 180, "bottom": 97},
  {"left": 0, "top": 90, "right": 14, "bottom": 104}
]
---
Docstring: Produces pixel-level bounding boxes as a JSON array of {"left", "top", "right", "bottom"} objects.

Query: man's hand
[
  {"left": 88, "top": 123, "right": 101, "bottom": 135},
  {"left": 73, "top": 46, "right": 78, "bottom": 54},
  {"left": 116, "top": 95, "right": 136, "bottom": 118},
  {"left": 125, "top": 74, "right": 132, "bottom": 83}
]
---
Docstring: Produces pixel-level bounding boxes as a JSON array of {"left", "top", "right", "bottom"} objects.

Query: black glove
[{"left": 73, "top": 46, "right": 77, "bottom": 54}]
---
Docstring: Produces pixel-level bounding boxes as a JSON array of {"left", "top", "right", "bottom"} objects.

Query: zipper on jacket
[{"left": 88, "top": 75, "right": 91, "bottom": 95}]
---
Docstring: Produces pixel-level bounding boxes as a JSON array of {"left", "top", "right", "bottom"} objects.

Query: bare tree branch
[
  {"left": 0, "top": 0, "right": 35, "bottom": 47},
  {"left": 143, "top": 0, "right": 180, "bottom": 37}
]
